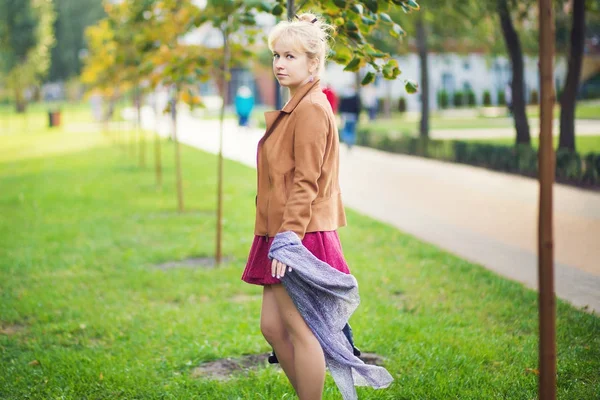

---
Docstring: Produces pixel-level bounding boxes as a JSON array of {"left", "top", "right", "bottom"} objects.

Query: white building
[{"left": 323, "top": 53, "right": 568, "bottom": 112}]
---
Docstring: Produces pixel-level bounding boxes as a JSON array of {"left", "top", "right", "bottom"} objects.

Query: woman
[{"left": 241, "top": 13, "right": 391, "bottom": 399}]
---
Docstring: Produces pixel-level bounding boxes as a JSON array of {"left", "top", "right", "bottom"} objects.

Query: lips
[{"left": 277, "top": 74, "right": 288, "bottom": 77}]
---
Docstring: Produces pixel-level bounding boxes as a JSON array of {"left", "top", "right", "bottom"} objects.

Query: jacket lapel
[{"left": 261, "top": 78, "right": 322, "bottom": 144}]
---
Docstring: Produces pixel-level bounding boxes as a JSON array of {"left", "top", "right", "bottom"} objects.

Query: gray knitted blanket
[{"left": 268, "top": 231, "right": 393, "bottom": 400}]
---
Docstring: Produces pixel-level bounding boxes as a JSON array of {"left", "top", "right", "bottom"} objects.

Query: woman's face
[{"left": 272, "top": 41, "right": 315, "bottom": 92}]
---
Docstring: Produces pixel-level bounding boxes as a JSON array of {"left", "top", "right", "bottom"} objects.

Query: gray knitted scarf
[{"left": 268, "top": 231, "right": 394, "bottom": 400}]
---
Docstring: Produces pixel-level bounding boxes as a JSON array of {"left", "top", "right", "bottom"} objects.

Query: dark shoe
[{"left": 268, "top": 351, "right": 279, "bottom": 364}]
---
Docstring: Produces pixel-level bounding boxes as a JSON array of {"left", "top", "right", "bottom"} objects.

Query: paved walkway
[{"left": 137, "top": 107, "right": 600, "bottom": 313}]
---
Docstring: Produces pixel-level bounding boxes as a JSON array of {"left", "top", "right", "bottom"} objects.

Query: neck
[{"left": 289, "top": 76, "right": 315, "bottom": 98}]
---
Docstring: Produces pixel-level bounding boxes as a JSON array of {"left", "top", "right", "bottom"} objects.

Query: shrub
[
  {"left": 453, "top": 91, "right": 464, "bottom": 108},
  {"left": 556, "top": 148, "right": 582, "bottom": 180},
  {"left": 398, "top": 97, "right": 407, "bottom": 113},
  {"left": 497, "top": 90, "right": 506, "bottom": 106},
  {"left": 355, "top": 129, "right": 599, "bottom": 188},
  {"left": 466, "top": 90, "right": 477, "bottom": 107},
  {"left": 582, "top": 153, "right": 600, "bottom": 184},
  {"left": 483, "top": 90, "right": 492, "bottom": 106},
  {"left": 530, "top": 89, "right": 539, "bottom": 105},
  {"left": 438, "top": 90, "right": 449, "bottom": 109},
  {"left": 356, "top": 128, "right": 371, "bottom": 146}
]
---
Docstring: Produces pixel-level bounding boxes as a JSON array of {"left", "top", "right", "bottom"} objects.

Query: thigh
[
  {"left": 271, "top": 284, "right": 313, "bottom": 338},
  {"left": 261, "top": 285, "right": 287, "bottom": 340}
]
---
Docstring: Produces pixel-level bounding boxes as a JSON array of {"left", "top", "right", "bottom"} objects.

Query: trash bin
[{"left": 48, "top": 109, "right": 61, "bottom": 128}]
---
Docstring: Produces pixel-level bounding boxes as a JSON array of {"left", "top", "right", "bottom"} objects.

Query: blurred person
[
  {"left": 234, "top": 85, "right": 255, "bottom": 127},
  {"left": 322, "top": 82, "right": 338, "bottom": 114},
  {"left": 240, "top": 12, "right": 392, "bottom": 400},
  {"left": 339, "top": 85, "right": 362, "bottom": 149}
]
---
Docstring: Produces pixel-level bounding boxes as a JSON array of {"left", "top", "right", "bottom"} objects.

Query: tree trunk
[
  {"left": 172, "top": 87, "right": 184, "bottom": 212},
  {"left": 537, "top": 1, "right": 556, "bottom": 398},
  {"left": 416, "top": 13, "right": 429, "bottom": 138},
  {"left": 497, "top": 0, "right": 531, "bottom": 145},
  {"left": 154, "top": 99, "right": 162, "bottom": 187},
  {"left": 559, "top": 0, "right": 585, "bottom": 152},
  {"left": 216, "top": 25, "right": 231, "bottom": 266},
  {"left": 14, "top": 87, "right": 26, "bottom": 114},
  {"left": 136, "top": 90, "right": 146, "bottom": 168}
]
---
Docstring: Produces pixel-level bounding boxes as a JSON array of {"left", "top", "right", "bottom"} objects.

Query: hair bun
[{"left": 296, "top": 13, "right": 319, "bottom": 24}]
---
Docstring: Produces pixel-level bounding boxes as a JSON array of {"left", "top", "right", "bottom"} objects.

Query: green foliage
[
  {"left": 305, "top": 0, "right": 420, "bottom": 91},
  {"left": 483, "top": 90, "right": 492, "bottom": 106},
  {"left": 530, "top": 89, "right": 539, "bottom": 105},
  {"left": 398, "top": 96, "right": 407, "bottom": 112},
  {"left": 49, "top": 0, "right": 106, "bottom": 81},
  {"left": 466, "top": 90, "right": 476, "bottom": 107},
  {"left": 0, "top": 0, "right": 55, "bottom": 111},
  {"left": 356, "top": 131, "right": 600, "bottom": 187},
  {"left": 453, "top": 91, "right": 464, "bottom": 108},
  {"left": 438, "top": 90, "right": 449, "bottom": 109},
  {"left": 497, "top": 89, "right": 506, "bottom": 106}
]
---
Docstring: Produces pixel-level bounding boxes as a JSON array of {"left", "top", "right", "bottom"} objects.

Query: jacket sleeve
[{"left": 278, "top": 102, "right": 329, "bottom": 239}]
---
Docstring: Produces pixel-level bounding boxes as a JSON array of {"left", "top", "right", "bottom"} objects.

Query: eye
[
  {"left": 273, "top": 54, "right": 279, "bottom": 59},
  {"left": 286, "top": 54, "right": 294, "bottom": 59}
]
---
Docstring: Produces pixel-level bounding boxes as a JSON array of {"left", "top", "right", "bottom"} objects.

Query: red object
[
  {"left": 322, "top": 86, "right": 339, "bottom": 114},
  {"left": 242, "top": 231, "right": 350, "bottom": 286}
]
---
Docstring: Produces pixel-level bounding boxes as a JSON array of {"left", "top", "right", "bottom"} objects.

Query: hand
[{"left": 271, "top": 258, "right": 292, "bottom": 279}]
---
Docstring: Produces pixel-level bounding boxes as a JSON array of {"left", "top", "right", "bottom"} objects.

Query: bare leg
[
  {"left": 272, "top": 284, "right": 325, "bottom": 400},
  {"left": 261, "top": 285, "right": 297, "bottom": 391}
]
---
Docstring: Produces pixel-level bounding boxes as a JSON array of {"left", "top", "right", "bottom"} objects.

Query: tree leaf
[
  {"left": 363, "top": 0, "right": 378, "bottom": 13},
  {"left": 378, "top": 13, "right": 393, "bottom": 23},
  {"left": 343, "top": 57, "right": 361, "bottom": 72},
  {"left": 350, "top": 4, "right": 363, "bottom": 14},
  {"left": 405, "top": 79, "right": 418, "bottom": 93},
  {"left": 361, "top": 71, "right": 375, "bottom": 85},
  {"left": 271, "top": 4, "right": 283, "bottom": 16},
  {"left": 361, "top": 16, "right": 376, "bottom": 26}
]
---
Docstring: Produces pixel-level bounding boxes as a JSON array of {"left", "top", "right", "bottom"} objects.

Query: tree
[
  {"left": 49, "top": 0, "right": 106, "bottom": 82},
  {"left": 147, "top": 0, "right": 207, "bottom": 212},
  {"left": 80, "top": 18, "right": 121, "bottom": 121},
  {"left": 372, "top": 1, "right": 496, "bottom": 137},
  {"left": 497, "top": 0, "right": 531, "bottom": 146},
  {"left": 558, "top": 0, "right": 599, "bottom": 152},
  {"left": 0, "top": 0, "right": 55, "bottom": 113}
]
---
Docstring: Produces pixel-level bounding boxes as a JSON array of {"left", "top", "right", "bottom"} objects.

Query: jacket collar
[
  {"left": 282, "top": 78, "right": 321, "bottom": 113},
  {"left": 264, "top": 78, "right": 321, "bottom": 131}
]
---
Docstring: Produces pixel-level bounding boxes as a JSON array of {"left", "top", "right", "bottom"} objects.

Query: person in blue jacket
[{"left": 235, "top": 85, "right": 255, "bottom": 127}]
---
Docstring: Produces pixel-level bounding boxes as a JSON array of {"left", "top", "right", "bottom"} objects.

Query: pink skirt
[{"left": 242, "top": 231, "right": 351, "bottom": 286}]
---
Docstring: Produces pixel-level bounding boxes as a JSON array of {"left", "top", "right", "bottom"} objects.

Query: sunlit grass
[{"left": 0, "top": 114, "right": 598, "bottom": 399}]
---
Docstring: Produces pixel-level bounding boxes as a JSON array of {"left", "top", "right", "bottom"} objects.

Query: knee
[{"left": 260, "top": 316, "right": 287, "bottom": 345}]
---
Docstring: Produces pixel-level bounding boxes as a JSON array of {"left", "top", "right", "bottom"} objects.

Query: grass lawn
[
  {"left": 362, "top": 100, "right": 600, "bottom": 138},
  {"left": 1, "top": 112, "right": 599, "bottom": 399},
  {"left": 463, "top": 135, "right": 600, "bottom": 154}
]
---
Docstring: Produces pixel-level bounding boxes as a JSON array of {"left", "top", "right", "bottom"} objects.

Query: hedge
[{"left": 356, "top": 129, "right": 600, "bottom": 188}]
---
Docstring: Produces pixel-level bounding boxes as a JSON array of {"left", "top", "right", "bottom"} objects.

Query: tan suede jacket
[{"left": 254, "top": 79, "right": 347, "bottom": 240}]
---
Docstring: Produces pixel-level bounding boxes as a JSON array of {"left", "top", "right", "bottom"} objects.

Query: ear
[{"left": 309, "top": 57, "right": 319, "bottom": 74}]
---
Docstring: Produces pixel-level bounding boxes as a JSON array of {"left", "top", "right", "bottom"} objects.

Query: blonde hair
[{"left": 267, "top": 13, "right": 335, "bottom": 76}]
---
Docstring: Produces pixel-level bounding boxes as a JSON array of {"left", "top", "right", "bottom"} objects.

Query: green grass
[
  {"left": 463, "top": 135, "right": 600, "bottom": 154},
  {"left": 362, "top": 100, "right": 600, "bottom": 137},
  {"left": 1, "top": 111, "right": 599, "bottom": 399},
  {"left": 575, "top": 101, "right": 600, "bottom": 119}
]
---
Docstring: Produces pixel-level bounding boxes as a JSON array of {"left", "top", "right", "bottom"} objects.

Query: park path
[{"left": 135, "top": 106, "right": 600, "bottom": 313}]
